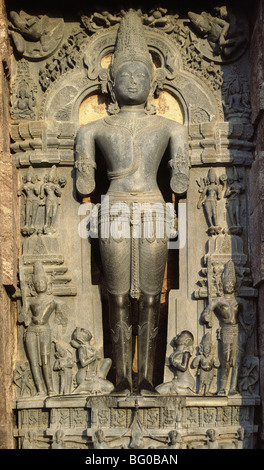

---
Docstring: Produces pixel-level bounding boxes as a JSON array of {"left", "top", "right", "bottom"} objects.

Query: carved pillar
[
  {"left": 0, "top": 0, "right": 18, "bottom": 449},
  {"left": 249, "top": 0, "right": 264, "bottom": 447}
]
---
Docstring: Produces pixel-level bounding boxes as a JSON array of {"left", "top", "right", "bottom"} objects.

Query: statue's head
[
  {"left": 222, "top": 260, "right": 236, "bottom": 294},
  {"left": 108, "top": 10, "right": 157, "bottom": 112},
  {"left": 32, "top": 261, "right": 48, "bottom": 293}
]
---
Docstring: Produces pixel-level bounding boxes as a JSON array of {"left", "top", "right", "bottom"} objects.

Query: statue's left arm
[
  {"left": 75, "top": 124, "right": 97, "bottom": 198},
  {"left": 168, "top": 123, "right": 189, "bottom": 196}
]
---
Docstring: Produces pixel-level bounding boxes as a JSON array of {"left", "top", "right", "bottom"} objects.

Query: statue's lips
[{"left": 127, "top": 87, "right": 138, "bottom": 92}]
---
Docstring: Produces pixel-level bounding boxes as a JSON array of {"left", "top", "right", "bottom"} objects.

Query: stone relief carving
[
  {"left": 70, "top": 327, "right": 114, "bottom": 394},
  {"left": 18, "top": 165, "right": 66, "bottom": 236},
  {"left": 156, "top": 331, "right": 195, "bottom": 394},
  {"left": 9, "top": 4, "right": 259, "bottom": 450},
  {"left": 9, "top": 10, "right": 64, "bottom": 60},
  {"left": 20, "top": 261, "right": 68, "bottom": 396},
  {"left": 188, "top": 6, "right": 249, "bottom": 62},
  {"left": 196, "top": 168, "right": 225, "bottom": 235},
  {"left": 191, "top": 333, "right": 220, "bottom": 395}
]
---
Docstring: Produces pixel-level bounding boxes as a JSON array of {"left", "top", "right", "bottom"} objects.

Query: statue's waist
[{"left": 106, "top": 190, "right": 164, "bottom": 204}]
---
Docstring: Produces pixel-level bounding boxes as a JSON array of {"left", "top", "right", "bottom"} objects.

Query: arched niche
[{"left": 41, "top": 26, "right": 221, "bottom": 127}]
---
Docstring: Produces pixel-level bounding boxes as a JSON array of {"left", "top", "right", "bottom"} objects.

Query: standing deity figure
[
  {"left": 225, "top": 167, "right": 244, "bottom": 234},
  {"left": 40, "top": 165, "right": 66, "bottom": 234},
  {"left": 201, "top": 260, "right": 242, "bottom": 395},
  {"left": 18, "top": 166, "right": 40, "bottom": 236},
  {"left": 75, "top": 10, "right": 189, "bottom": 395},
  {"left": 191, "top": 333, "right": 220, "bottom": 395},
  {"left": 23, "top": 261, "right": 66, "bottom": 396},
  {"left": 197, "top": 168, "right": 223, "bottom": 235}
]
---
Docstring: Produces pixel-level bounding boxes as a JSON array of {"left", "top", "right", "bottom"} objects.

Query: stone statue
[
  {"left": 12, "top": 79, "right": 36, "bottom": 120},
  {"left": 201, "top": 260, "right": 242, "bottom": 395},
  {"left": 225, "top": 167, "right": 244, "bottom": 234},
  {"left": 52, "top": 430, "right": 66, "bottom": 449},
  {"left": 22, "top": 261, "right": 67, "bottom": 396},
  {"left": 188, "top": 7, "right": 248, "bottom": 60},
  {"left": 197, "top": 168, "right": 223, "bottom": 235},
  {"left": 18, "top": 166, "right": 41, "bottom": 236},
  {"left": 191, "top": 333, "right": 220, "bottom": 395},
  {"left": 70, "top": 327, "right": 113, "bottom": 394},
  {"left": 75, "top": 10, "right": 189, "bottom": 396},
  {"left": 40, "top": 165, "right": 66, "bottom": 235},
  {"left": 53, "top": 342, "right": 74, "bottom": 395},
  {"left": 9, "top": 10, "right": 64, "bottom": 60},
  {"left": 156, "top": 330, "right": 195, "bottom": 394}
]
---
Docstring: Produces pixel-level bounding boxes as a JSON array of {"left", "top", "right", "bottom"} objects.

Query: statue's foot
[
  {"left": 138, "top": 379, "right": 160, "bottom": 396},
  {"left": 217, "top": 389, "right": 226, "bottom": 396},
  {"left": 229, "top": 388, "right": 239, "bottom": 396},
  {"left": 110, "top": 378, "right": 132, "bottom": 396}
]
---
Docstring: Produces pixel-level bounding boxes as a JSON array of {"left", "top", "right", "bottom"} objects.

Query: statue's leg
[
  {"left": 138, "top": 224, "right": 168, "bottom": 395},
  {"left": 108, "top": 291, "right": 133, "bottom": 394},
  {"left": 99, "top": 228, "right": 132, "bottom": 395},
  {"left": 25, "top": 330, "right": 46, "bottom": 395},
  {"left": 40, "top": 330, "right": 55, "bottom": 395},
  {"left": 138, "top": 292, "right": 160, "bottom": 395}
]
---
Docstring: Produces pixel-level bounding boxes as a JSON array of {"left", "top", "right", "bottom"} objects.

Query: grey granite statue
[{"left": 75, "top": 9, "right": 189, "bottom": 396}]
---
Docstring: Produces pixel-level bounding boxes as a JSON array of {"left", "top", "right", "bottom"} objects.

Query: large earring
[{"left": 107, "top": 74, "right": 120, "bottom": 115}]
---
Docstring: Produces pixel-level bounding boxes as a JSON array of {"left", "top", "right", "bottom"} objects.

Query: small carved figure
[
  {"left": 197, "top": 168, "right": 224, "bottom": 235},
  {"left": 225, "top": 168, "right": 244, "bottom": 234},
  {"left": 205, "top": 429, "right": 219, "bottom": 449},
  {"left": 53, "top": 342, "right": 74, "bottom": 395},
  {"left": 40, "top": 166, "right": 66, "bottom": 234},
  {"left": 156, "top": 330, "right": 195, "bottom": 394},
  {"left": 70, "top": 327, "right": 114, "bottom": 394},
  {"left": 191, "top": 333, "right": 220, "bottom": 395},
  {"left": 188, "top": 7, "right": 248, "bottom": 60},
  {"left": 18, "top": 167, "right": 41, "bottom": 236},
  {"left": 92, "top": 429, "right": 110, "bottom": 449},
  {"left": 13, "top": 361, "right": 35, "bottom": 397},
  {"left": 238, "top": 356, "right": 259, "bottom": 395},
  {"left": 9, "top": 10, "right": 64, "bottom": 59},
  {"left": 12, "top": 79, "right": 36, "bottom": 120},
  {"left": 22, "top": 261, "right": 68, "bottom": 396},
  {"left": 167, "top": 430, "right": 183, "bottom": 449},
  {"left": 201, "top": 260, "right": 242, "bottom": 395},
  {"left": 22, "top": 430, "right": 37, "bottom": 449},
  {"left": 52, "top": 430, "right": 66, "bottom": 449}
]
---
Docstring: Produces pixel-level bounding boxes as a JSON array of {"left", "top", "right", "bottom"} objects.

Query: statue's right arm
[{"left": 75, "top": 124, "right": 97, "bottom": 198}]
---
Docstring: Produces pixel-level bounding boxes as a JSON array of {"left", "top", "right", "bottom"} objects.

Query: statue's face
[
  {"left": 113, "top": 62, "right": 151, "bottom": 107},
  {"left": 34, "top": 276, "right": 47, "bottom": 293},
  {"left": 223, "top": 280, "right": 235, "bottom": 294}
]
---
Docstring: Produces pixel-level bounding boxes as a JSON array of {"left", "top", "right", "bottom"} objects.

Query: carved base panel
[{"left": 13, "top": 394, "right": 260, "bottom": 449}]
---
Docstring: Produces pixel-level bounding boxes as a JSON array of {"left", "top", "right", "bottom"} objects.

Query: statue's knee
[
  {"left": 108, "top": 291, "right": 130, "bottom": 309},
  {"left": 141, "top": 292, "right": 160, "bottom": 308}
]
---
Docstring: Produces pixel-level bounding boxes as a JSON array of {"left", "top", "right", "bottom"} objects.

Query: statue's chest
[{"left": 96, "top": 117, "right": 168, "bottom": 163}]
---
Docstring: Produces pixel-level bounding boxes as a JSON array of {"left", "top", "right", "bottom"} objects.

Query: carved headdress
[
  {"left": 33, "top": 260, "right": 47, "bottom": 281},
  {"left": 222, "top": 260, "right": 236, "bottom": 288},
  {"left": 110, "top": 10, "right": 154, "bottom": 78}
]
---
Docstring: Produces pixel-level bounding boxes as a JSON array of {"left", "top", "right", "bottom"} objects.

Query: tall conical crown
[
  {"left": 33, "top": 260, "right": 46, "bottom": 280},
  {"left": 222, "top": 260, "right": 236, "bottom": 284},
  {"left": 110, "top": 10, "right": 153, "bottom": 77}
]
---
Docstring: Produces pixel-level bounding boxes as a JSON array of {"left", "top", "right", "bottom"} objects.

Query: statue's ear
[
  {"left": 105, "top": 70, "right": 120, "bottom": 115},
  {"left": 153, "top": 67, "right": 167, "bottom": 97},
  {"left": 145, "top": 67, "right": 167, "bottom": 114}
]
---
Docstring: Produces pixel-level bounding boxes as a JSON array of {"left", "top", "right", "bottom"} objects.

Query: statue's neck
[{"left": 119, "top": 105, "right": 146, "bottom": 118}]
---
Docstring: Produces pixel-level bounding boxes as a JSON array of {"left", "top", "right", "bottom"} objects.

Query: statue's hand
[
  {"left": 170, "top": 172, "right": 189, "bottom": 196},
  {"left": 75, "top": 158, "right": 96, "bottom": 197}
]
